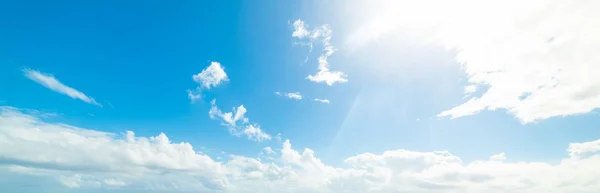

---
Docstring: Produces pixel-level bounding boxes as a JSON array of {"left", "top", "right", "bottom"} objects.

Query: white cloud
[
  {"left": 489, "top": 153, "right": 507, "bottom": 162},
  {"left": 275, "top": 92, "right": 303, "bottom": 100},
  {"left": 292, "top": 19, "right": 310, "bottom": 38},
  {"left": 193, "top": 61, "right": 229, "bottom": 89},
  {"left": 292, "top": 19, "right": 348, "bottom": 86},
  {"left": 187, "top": 89, "right": 202, "bottom": 103},
  {"left": 209, "top": 100, "right": 270, "bottom": 142},
  {"left": 2, "top": 106, "right": 600, "bottom": 192},
  {"left": 464, "top": 85, "right": 477, "bottom": 95},
  {"left": 263, "top": 147, "right": 274, "bottom": 154},
  {"left": 343, "top": 0, "right": 600, "bottom": 123},
  {"left": 568, "top": 138, "right": 600, "bottom": 159},
  {"left": 187, "top": 61, "right": 229, "bottom": 103},
  {"left": 23, "top": 69, "right": 101, "bottom": 107},
  {"left": 0, "top": 106, "right": 227, "bottom": 191},
  {"left": 314, "top": 98, "right": 330, "bottom": 104},
  {"left": 243, "top": 125, "right": 271, "bottom": 142}
]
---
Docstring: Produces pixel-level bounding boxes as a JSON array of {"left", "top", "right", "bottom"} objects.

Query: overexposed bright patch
[
  {"left": 293, "top": 19, "right": 348, "bottom": 86},
  {"left": 23, "top": 69, "right": 101, "bottom": 106},
  {"left": 344, "top": 0, "right": 600, "bottom": 123},
  {"left": 2, "top": 106, "right": 600, "bottom": 192}
]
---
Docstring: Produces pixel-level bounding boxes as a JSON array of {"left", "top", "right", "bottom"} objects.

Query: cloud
[
  {"left": 209, "top": 100, "right": 270, "bottom": 142},
  {"left": 187, "top": 61, "right": 229, "bottom": 103},
  {"left": 292, "top": 19, "right": 348, "bottom": 86},
  {"left": 2, "top": 106, "right": 600, "bottom": 192},
  {"left": 292, "top": 19, "right": 310, "bottom": 38},
  {"left": 193, "top": 62, "right": 229, "bottom": 89},
  {"left": 263, "top": 147, "right": 275, "bottom": 154},
  {"left": 23, "top": 69, "right": 101, "bottom": 107},
  {"left": 314, "top": 98, "right": 330, "bottom": 104},
  {"left": 489, "top": 153, "right": 507, "bottom": 162},
  {"left": 0, "top": 106, "right": 226, "bottom": 191},
  {"left": 243, "top": 125, "right": 271, "bottom": 142},
  {"left": 275, "top": 92, "right": 303, "bottom": 100},
  {"left": 186, "top": 89, "right": 202, "bottom": 103},
  {"left": 342, "top": 0, "right": 600, "bottom": 123}
]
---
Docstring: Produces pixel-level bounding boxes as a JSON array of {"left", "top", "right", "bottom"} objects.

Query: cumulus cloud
[
  {"left": 314, "top": 98, "right": 330, "bottom": 104},
  {"left": 209, "top": 100, "right": 271, "bottom": 142},
  {"left": 292, "top": 19, "right": 348, "bottom": 86},
  {"left": 0, "top": 106, "right": 226, "bottom": 191},
  {"left": 187, "top": 61, "right": 229, "bottom": 103},
  {"left": 23, "top": 69, "right": 101, "bottom": 106},
  {"left": 1, "top": 106, "right": 600, "bottom": 192},
  {"left": 344, "top": 0, "right": 600, "bottom": 123},
  {"left": 275, "top": 92, "right": 303, "bottom": 100}
]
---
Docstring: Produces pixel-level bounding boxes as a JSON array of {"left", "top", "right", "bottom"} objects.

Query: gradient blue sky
[{"left": 1, "top": 0, "right": 600, "bottom": 193}]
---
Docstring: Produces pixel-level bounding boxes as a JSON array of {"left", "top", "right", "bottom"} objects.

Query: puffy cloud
[
  {"left": 193, "top": 61, "right": 229, "bottom": 90},
  {"left": 23, "top": 69, "right": 101, "bottom": 106},
  {"left": 275, "top": 92, "right": 303, "bottom": 100},
  {"left": 568, "top": 138, "right": 600, "bottom": 159},
  {"left": 292, "top": 19, "right": 310, "bottom": 38},
  {"left": 209, "top": 100, "right": 270, "bottom": 142},
  {"left": 314, "top": 98, "right": 330, "bottom": 104},
  {"left": 343, "top": 0, "right": 600, "bottom": 123},
  {"left": 2, "top": 106, "right": 600, "bottom": 193},
  {"left": 187, "top": 61, "right": 229, "bottom": 103},
  {"left": 292, "top": 19, "right": 348, "bottom": 86},
  {"left": 0, "top": 106, "right": 226, "bottom": 191}
]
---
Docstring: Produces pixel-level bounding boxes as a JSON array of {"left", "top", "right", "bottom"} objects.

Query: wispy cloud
[
  {"left": 292, "top": 19, "right": 348, "bottom": 86},
  {"left": 275, "top": 92, "right": 303, "bottom": 100},
  {"left": 23, "top": 69, "right": 101, "bottom": 107},
  {"left": 314, "top": 98, "right": 330, "bottom": 104},
  {"left": 187, "top": 61, "right": 229, "bottom": 103},
  {"left": 209, "top": 99, "right": 271, "bottom": 142}
]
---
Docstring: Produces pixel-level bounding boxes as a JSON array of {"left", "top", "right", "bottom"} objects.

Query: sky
[{"left": 1, "top": 0, "right": 600, "bottom": 193}]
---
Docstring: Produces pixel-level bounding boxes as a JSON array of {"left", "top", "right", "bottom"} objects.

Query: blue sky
[{"left": 1, "top": 0, "right": 600, "bottom": 193}]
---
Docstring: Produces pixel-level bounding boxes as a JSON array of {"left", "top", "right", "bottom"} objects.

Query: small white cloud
[
  {"left": 568, "top": 138, "right": 600, "bottom": 159},
  {"left": 314, "top": 98, "right": 330, "bottom": 104},
  {"left": 263, "top": 147, "right": 274, "bottom": 154},
  {"left": 276, "top": 92, "right": 303, "bottom": 100},
  {"left": 292, "top": 20, "right": 348, "bottom": 86},
  {"left": 489, "top": 153, "right": 507, "bottom": 162},
  {"left": 292, "top": 19, "right": 310, "bottom": 38},
  {"left": 23, "top": 69, "right": 101, "bottom": 107},
  {"left": 193, "top": 62, "right": 229, "bottom": 90},
  {"left": 464, "top": 85, "right": 477, "bottom": 94},
  {"left": 187, "top": 89, "right": 202, "bottom": 103},
  {"left": 103, "top": 179, "right": 127, "bottom": 187},
  {"left": 209, "top": 100, "right": 270, "bottom": 142},
  {"left": 187, "top": 61, "right": 229, "bottom": 103},
  {"left": 243, "top": 125, "right": 271, "bottom": 142}
]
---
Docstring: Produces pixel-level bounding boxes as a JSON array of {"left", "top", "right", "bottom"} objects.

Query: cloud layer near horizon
[{"left": 1, "top": 106, "right": 600, "bottom": 193}]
